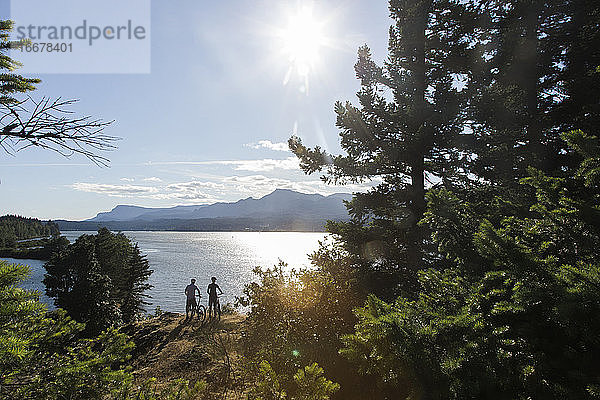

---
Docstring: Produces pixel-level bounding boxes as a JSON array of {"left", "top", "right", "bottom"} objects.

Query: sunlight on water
[{"left": 14, "top": 231, "right": 328, "bottom": 314}]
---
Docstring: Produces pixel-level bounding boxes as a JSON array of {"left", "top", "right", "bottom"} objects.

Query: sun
[{"left": 278, "top": 5, "right": 326, "bottom": 85}]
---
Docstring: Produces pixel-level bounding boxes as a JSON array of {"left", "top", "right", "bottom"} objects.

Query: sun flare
[{"left": 278, "top": 5, "right": 326, "bottom": 87}]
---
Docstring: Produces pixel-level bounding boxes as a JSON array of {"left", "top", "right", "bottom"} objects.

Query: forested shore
[{"left": 0, "top": 216, "right": 62, "bottom": 259}]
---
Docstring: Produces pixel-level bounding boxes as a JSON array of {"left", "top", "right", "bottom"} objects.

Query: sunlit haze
[{"left": 278, "top": 3, "right": 327, "bottom": 90}]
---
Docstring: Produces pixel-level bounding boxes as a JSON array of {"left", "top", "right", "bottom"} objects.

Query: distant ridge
[{"left": 57, "top": 189, "right": 352, "bottom": 232}]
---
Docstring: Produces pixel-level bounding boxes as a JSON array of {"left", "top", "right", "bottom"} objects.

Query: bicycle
[
  {"left": 193, "top": 294, "right": 206, "bottom": 323},
  {"left": 208, "top": 294, "right": 224, "bottom": 320}
]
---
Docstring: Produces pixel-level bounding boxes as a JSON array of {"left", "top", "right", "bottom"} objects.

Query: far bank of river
[{"left": 3, "top": 231, "right": 328, "bottom": 313}]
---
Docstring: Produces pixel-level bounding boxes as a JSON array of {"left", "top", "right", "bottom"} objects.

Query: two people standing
[{"left": 184, "top": 277, "right": 223, "bottom": 320}]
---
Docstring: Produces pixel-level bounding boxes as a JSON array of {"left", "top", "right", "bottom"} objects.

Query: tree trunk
[
  {"left": 523, "top": 0, "right": 544, "bottom": 170},
  {"left": 408, "top": 156, "right": 425, "bottom": 269},
  {"left": 406, "top": 0, "right": 430, "bottom": 270}
]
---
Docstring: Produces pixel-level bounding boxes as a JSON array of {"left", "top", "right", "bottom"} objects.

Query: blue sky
[{"left": 0, "top": 0, "right": 390, "bottom": 220}]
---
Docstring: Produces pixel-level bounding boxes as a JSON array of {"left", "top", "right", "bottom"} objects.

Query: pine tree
[
  {"left": 0, "top": 261, "right": 45, "bottom": 371},
  {"left": 120, "top": 243, "right": 152, "bottom": 323},
  {"left": 44, "top": 234, "right": 121, "bottom": 336},
  {"left": 290, "top": 0, "right": 476, "bottom": 297},
  {"left": 0, "top": 20, "right": 39, "bottom": 104},
  {"left": 43, "top": 229, "right": 152, "bottom": 335},
  {"left": 0, "top": 19, "right": 116, "bottom": 165},
  {"left": 341, "top": 130, "right": 600, "bottom": 399},
  {"left": 467, "top": 0, "right": 600, "bottom": 184},
  {"left": 551, "top": 0, "right": 600, "bottom": 141},
  {"left": 0, "top": 261, "right": 136, "bottom": 399}
]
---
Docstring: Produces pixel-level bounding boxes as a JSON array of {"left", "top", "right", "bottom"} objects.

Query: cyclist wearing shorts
[
  {"left": 185, "top": 278, "right": 200, "bottom": 320},
  {"left": 207, "top": 277, "right": 223, "bottom": 318}
]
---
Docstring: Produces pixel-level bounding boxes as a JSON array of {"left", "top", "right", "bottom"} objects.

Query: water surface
[{"left": 4, "top": 231, "right": 327, "bottom": 313}]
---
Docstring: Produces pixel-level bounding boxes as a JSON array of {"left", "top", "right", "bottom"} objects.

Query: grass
[{"left": 123, "top": 312, "right": 248, "bottom": 399}]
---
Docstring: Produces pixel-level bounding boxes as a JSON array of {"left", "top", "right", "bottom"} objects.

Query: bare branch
[{"left": 0, "top": 96, "right": 118, "bottom": 166}]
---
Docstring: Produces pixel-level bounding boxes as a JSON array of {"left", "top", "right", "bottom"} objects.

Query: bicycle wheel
[{"left": 196, "top": 304, "right": 206, "bottom": 323}]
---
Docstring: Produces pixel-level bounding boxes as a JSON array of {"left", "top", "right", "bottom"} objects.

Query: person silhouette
[
  {"left": 207, "top": 277, "right": 223, "bottom": 319},
  {"left": 184, "top": 278, "right": 200, "bottom": 320}
]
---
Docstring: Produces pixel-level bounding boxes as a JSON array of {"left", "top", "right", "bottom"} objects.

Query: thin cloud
[
  {"left": 143, "top": 177, "right": 162, "bottom": 182},
  {"left": 0, "top": 162, "right": 92, "bottom": 167},
  {"left": 71, "top": 180, "right": 225, "bottom": 202},
  {"left": 233, "top": 157, "right": 299, "bottom": 172},
  {"left": 167, "top": 181, "right": 225, "bottom": 190},
  {"left": 145, "top": 157, "right": 299, "bottom": 171},
  {"left": 147, "top": 192, "right": 216, "bottom": 201},
  {"left": 163, "top": 181, "right": 225, "bottom": 200},
  {"left": 71, "top": 183, "right": 158, "bottom": 197},
  {"left": 245, "top": 140, "right": 290, "bottom": 152},
  {"left": 221, "top": 175, "right": 376, "bottom": 198}
]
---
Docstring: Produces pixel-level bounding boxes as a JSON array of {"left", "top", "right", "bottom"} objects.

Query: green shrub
[
  {"left": 247, "top": 361, "right": 339, "bottom": 400},
  {"left": 239, "top": 240, "right": 367, "bottom": 398}
]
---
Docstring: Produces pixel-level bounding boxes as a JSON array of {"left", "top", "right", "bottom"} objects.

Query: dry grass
[{"left": 122, "top": 312, "right": 248, "bottom": 399}]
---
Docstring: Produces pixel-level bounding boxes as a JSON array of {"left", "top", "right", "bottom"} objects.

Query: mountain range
[{"left": 56, "top": 189, "right": 352, "bottom": 232}]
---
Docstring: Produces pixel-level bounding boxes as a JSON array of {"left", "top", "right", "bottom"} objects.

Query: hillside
[
  {"left": 57, "top": 189, "right": 352, "bottom": 232},
  {"left": 0, "top": 215, "right": 62, "bottom": 258},
  {"left": 123, "top": 312, "right": 247, "bottom": 399},
  {"left": 0, "top": 215, "right": 60, "bottom": 247},
  {"left": 88, "top": 189, "right": 352, "bottom": 222}
]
